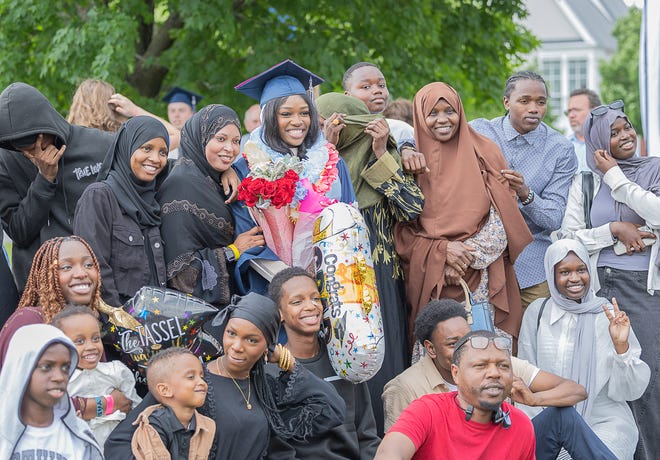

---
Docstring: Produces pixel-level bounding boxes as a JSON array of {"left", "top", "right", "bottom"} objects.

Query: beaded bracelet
[{"left": 520, "top": 189, "right": 535, "bottom": 206}]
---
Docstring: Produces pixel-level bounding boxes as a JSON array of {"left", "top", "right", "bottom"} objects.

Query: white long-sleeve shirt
[
  {"left": 559, "top": 166, "right": 660, "bottom": 293},
  {"left": 518, "top": 298, "right": 650, "bottom": 460}
]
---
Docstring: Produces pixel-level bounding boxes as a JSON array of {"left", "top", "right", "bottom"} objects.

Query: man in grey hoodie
[{"left": 0, "top": 82, "right": 114, "bottom": 290}]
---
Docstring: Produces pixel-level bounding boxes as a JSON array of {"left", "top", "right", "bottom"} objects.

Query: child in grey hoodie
[{"left": 0, "top": 324, "right": 102, "bottom": 459}]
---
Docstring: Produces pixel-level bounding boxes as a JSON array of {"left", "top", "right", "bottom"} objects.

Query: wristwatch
[{"left": 223, "top": 246, "right": 236, "bottom": 262}]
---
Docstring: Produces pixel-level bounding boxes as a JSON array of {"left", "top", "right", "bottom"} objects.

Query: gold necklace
[{"left": 216, "top": 356, "right": 252, "bottom": 410}]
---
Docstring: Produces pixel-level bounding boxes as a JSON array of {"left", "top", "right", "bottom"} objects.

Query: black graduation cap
[
  {"left": 235, "top": 59, "right": 324, "bottom": 107},
  {"left": 161, "top": 86, "right": 203, "bottom": 111}
]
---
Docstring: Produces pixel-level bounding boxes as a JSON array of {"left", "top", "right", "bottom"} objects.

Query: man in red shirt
[{"left": 375, "top": 330, "right": 535, "bottom": 460}]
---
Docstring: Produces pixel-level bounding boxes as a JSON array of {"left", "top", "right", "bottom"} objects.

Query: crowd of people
[{"left": 0, "top": 58, "right": 658, "bottom": 460}]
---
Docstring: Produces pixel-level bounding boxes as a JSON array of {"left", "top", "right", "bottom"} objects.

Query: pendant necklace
[{"left": 216, "top": 356, "right": 252, "bottom": 410}]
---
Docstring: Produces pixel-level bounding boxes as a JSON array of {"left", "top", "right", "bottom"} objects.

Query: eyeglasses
[
  {"left": 455, "top": 335, "right": 512, "bottom": 354},
  {"left": 590, "top": 100, "right": 624, "bottom": 117}
]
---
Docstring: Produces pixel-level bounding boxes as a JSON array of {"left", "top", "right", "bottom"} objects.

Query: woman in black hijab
[
  {"left": 74, "top": 116, "right": 169, "bottom": 307},
  {"left": 156, "top": 105, "right": 264, "bottom": 307},
  {"left": 105, "top": 292, "right": 345, "bottom": 460}
]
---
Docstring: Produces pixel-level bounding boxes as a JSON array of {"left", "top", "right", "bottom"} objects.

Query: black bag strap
[
  {"left": 581, "top": 171, "right": 594, "bottom": 229},
  {"left": 536, "top": 297, "right": 550, "bottom": 330}
]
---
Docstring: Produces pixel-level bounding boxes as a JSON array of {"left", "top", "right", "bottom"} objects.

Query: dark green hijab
[{"left": 316, "top": 93, "right": 401, "bottom": 209}]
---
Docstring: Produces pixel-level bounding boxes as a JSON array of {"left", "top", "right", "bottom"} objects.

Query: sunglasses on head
[
  {"left": 585, "top": 100, "right": 625, "bottom": 134},
  {"left": 590, "top": 100, "right": 624, "bottom": 117},
  {"left": 455, "top": 335, "right": 512, "bottom": 354}
]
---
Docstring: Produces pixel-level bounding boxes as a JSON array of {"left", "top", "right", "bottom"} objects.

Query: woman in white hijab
[{"left": 518, "top": 239, "right": 650, "bottom": 460}]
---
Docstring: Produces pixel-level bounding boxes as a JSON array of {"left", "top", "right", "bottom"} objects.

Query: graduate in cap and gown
[
  {"left": 162, "top": 86, "right": 203, "bottom": 130},
  {"left": 230, "top": 59, "right": 356, "bottom": 294},
  {"left": 162, "top": 87, "right": 203, "bottom": 159}
]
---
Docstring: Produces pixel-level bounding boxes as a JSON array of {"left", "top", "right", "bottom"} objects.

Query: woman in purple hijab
[{"left": 559, "top": 100, "right": 660, "bottom": 460}]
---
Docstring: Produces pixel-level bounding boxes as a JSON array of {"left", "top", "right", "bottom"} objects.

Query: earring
[{"left": 264, "top": 350, "right": 268, "bottom": 364}]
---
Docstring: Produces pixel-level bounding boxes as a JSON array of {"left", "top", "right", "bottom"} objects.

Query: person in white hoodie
[{"left": 0, "top": 324, "right": 102, "bottom": 459}]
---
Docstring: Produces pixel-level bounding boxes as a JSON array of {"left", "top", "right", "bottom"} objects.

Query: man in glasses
[
  {"left": 566, "top": 89, "right": 602, "bottom": 173},
  {"left": 376, "top": 327, "right": 535, "bottom": 459},
  {"left": 471, "top": 71, "right": 577, "bottom": 310},
  {"left": 379, "top": 299, "right": 617, "bottom": 460}
]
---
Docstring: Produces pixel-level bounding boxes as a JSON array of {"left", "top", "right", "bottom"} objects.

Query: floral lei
[{"left": 238, "top": 129, "right": 340, "bottom": 209}]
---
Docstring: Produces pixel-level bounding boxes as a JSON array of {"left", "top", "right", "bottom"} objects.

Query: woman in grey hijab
[
  {"left": 518, "top": 239, "right": 649, "bottom": 460},
  {"left": 559, "top": 101, "right": 660, "bottom": 459}
]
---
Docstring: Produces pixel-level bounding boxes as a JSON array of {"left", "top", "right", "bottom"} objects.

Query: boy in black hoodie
[{"left": 0, "top": 82, "right": 114, "bottom": 290}]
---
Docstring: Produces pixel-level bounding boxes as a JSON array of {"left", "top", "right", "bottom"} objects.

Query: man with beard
[
  {"left": 382, "top": 299, "right": 617, "bottom": 460},
  {"left": 375, "top": 329, "right": 534, "bottom": 460},
  {"left": 566, "top": 88, "right": 601, "bottom": 173}
]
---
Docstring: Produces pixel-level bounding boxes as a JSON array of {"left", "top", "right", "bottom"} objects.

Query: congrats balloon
[
  {"left": 313, "top": 202, "right": 384, "bottom": 383},
  {"left": 102, "top": 286, "right": 221, "bottom": 386}
]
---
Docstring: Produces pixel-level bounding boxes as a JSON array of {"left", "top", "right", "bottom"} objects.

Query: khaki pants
[{"left": 519, "top": 281, "right": 550, "bottom": 310}]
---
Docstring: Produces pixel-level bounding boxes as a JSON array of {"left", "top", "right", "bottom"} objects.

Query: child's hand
[
  {"left": 110, "top": 389, "right": 132, "bottom": 414},
  {"left": 602, "top": 297, "right": 630, "bottom": 354}
]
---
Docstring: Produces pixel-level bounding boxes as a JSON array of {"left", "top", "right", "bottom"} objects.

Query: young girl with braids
[
  {"left": 0, "top": 236, "right": 101, "bottom": 365},
  {"left": 0, "top": 235, "right": 134, "bottom": 420},
  {"left": 106, "top": 292, "right": 345, "bottom": 459}
]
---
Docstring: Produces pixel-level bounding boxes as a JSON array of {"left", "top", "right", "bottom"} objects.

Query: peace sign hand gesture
[{"left": 602, "top": 297, "right": 630, "bottom": 355}]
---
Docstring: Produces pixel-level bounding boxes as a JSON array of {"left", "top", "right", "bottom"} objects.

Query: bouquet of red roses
[
  {"left": 237, "top": 146, "right": 303, "bottom": 209},
  {"left": 238, "top": 169, "right": 300, "bottom": 209},
  {"left": 237, "top": 140, "right": 339, "bottom": 268},
  {"left": 237, "top": 142, "right": 306, "bottom": 265}
]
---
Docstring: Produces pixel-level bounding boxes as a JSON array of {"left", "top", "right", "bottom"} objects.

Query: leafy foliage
[
  {"left": 0, "top": 0, "right": 536, "bottom": 121},
  {"left": 599, "top": 7, "right": 642, "bottom": 132}
]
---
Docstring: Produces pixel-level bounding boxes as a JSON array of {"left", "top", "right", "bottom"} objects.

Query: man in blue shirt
[
  {"left": 566, "top": 89, "right": 601, "bottom": 173},
  {"left": 471, "top": 71, "right": 577, "bottom": 309}
]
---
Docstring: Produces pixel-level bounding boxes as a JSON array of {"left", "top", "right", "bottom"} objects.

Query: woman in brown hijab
[{"left": 394, "top": 82, "right": 532, "bottom": 341}]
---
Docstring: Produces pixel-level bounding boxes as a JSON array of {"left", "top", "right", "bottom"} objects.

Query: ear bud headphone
[
  {"left": 463, "top": 404, "right": 511, "bottom": 429},
  {"left": 492, "top": 406, "right": 512, "bottom": 429}
]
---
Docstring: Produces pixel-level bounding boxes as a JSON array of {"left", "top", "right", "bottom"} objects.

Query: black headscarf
[
  {"left": 157, "top": 106, "right": 240, "bottom": 298},
  {"left": 212, "top": 292, "right": 280, "bottom": 352},
  {"left": 205, "top": 291, "right": 335, "bottom": 446},
  {"left": 97, "top": 116, "right": 169, "bottom": 228},
  {"left": 179, "top": 104, "right": 241, "bottom": 183}
]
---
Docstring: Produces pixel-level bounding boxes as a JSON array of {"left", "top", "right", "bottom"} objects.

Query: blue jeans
[
  {"left": 532, "top": 407, "right": 616, "bottom": 460},
  {"left": 597, "top": 267, "right": 658, "bottom": 460}
]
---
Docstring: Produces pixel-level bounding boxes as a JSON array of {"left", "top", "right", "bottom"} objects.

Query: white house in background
[{"left": 520, "top": 0, "right": 630, "bottom": 132}]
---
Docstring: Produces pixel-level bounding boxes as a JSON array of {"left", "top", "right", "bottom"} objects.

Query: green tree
[
  {"left": 0, "top": 0, "right": 537, "bottom": 120},
  {"left": 600, "top": 7, "right": 642, "bottom": 131}
]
